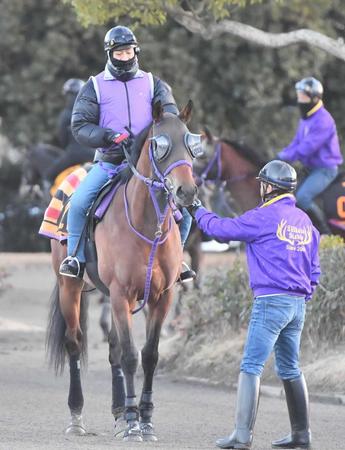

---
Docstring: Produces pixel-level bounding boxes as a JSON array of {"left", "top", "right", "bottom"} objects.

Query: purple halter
[{"left": 123, "top": 132, "right": 193, "bottom": 314}]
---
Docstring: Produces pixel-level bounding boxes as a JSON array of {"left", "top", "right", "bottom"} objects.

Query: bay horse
[
  {"left": 194, "top": 128, "right": 266, "bottom": 212},
  {"left": 46, "top": 101, "right": 198, "bottom": 441},
  {"left": 194, "top": 128, "right": 345, "bottom": 237},
  {"left": 181, "top": 130, "right": 265, "bottom": 288}
]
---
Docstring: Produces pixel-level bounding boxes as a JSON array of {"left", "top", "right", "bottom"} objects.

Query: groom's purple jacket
[{"left": 195, "top": 194, "right": 321, "bottom": 299}]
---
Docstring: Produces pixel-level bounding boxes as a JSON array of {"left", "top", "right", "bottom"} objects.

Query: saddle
[{"left": 322, "top": 171, "right": 345, "bottom": 231}]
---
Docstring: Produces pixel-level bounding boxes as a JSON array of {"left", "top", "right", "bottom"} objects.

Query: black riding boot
[
  {"left": 271, "top": 374, "right": 311, "bottom": 449},
  {"left": 216, "top": 372, "right": 260, "bottom": 449},
  {"left": 305, "top": 204, "right": 331, "bottom": 235}
]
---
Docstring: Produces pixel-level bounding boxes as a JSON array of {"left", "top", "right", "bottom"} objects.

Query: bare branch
[{"left": 166, "top": 4, "right": 345, "bottom": 61}]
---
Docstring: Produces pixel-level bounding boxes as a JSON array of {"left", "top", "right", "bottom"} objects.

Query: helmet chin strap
[{"left": 261, "top": 183, "right": 282, "bottom": 202}]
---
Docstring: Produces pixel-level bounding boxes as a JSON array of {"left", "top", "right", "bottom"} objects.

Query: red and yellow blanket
[{"left": 39, "top": 167, "right": 88, "bottom": 242}]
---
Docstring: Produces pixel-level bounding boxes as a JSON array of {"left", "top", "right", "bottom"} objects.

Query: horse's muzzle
[{"left": 175, "top": 184, "right": 198, "bottom": 207}]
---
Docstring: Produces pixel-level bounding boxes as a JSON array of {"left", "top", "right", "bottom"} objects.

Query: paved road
[{"left": 0, "top": 254, "right": 343, "bottom": 450}]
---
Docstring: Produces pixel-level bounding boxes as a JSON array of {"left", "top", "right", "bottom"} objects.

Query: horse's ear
[
  {"left": 179, "top": 100, "right": 193, "bottom": 124},
  {"left": 152, "top": 100, "right": 164, "bottom": 123},
  {"left": 201, "top": 125, "right": 214, "bottom": 144}
]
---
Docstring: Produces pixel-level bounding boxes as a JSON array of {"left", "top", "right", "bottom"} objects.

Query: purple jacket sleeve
[
  {"left": 195, "top": 207, "right": 262, "bottom": 243},
  {"left": 306, "top": 229, "right": 321, "bottom": 300},
  {"left": 311, "top": 230, "right": 321, "bottom": 287},
  {"left": 278, "top": 118, "right": 332, "bottom": 162}
]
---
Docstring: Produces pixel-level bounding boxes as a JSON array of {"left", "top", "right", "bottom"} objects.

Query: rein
[{"left": 123, "top": 134, "right": 192, "bottom": 314}]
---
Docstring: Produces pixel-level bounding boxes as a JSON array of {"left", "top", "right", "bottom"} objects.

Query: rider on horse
[
  {"left": 44, "top": 78, "right": 95, "bottom": 185},
  {"left": 59, "top": 26, "right": 194, "bottom": 281},
  {"left": 277, "top": 77, "right": 343, "bottom": 235},
  {"left": 188, "top": 160, "right": 320, "bottom": 450}
]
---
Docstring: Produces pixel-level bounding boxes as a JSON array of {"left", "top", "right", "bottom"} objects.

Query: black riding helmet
[
  {"left": 104, "top": 26, "right": 140, "bottom": 81},
  {"left": 257, "top": 160, "right": 297, "bottom": 192},
  {"left": 62, "top": 78, "right": 85, "bottom": 95}
]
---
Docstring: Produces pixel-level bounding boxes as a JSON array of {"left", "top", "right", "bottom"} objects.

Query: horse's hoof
[
  {"left": 123, "top": 422, "right": 143, "bottom": 442},
  {"left": 113, "top": 416, "right": 127, "bottom": 439},
  {"left": 140, "top": 422, "right": 158, "bottom": 441},
  {"left": 65, "top": 424, "right": 87, "bottom": 436},
  {"left": 65, "top": 413, "right": 86, "bottom": 436}
]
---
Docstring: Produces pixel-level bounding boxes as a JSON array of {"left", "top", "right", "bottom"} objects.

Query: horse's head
[{"left": 148, "top": 100, "right": 200, "bottom": 207}]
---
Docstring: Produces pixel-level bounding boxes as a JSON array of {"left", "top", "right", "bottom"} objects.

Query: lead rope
[{"left": 131, "top": 222, "right": 165, "bottom": 315}]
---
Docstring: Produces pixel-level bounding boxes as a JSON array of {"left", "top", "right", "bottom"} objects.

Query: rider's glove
[
  {"left": 186, "top": 198, "right": 203, "bottom": 218},
  {"left": 104, "top": 130, "right": 130, "bottom": 146}
]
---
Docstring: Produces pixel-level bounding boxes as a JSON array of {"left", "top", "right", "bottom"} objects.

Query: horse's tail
[{"left": 46, "top": 281, "right": 89, "bottom": 374}]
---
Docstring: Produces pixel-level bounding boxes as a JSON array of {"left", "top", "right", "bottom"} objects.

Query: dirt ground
[
  {"left": 2, "top": 251, "right": 344, "bottom": 397},
  {"left": 0, "top": 252, "right": 344, "bottom": 450}
]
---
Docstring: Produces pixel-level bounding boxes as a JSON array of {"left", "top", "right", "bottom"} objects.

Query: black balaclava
[{"left": 107, "top": 51, "right": 139, "bottom": 82}]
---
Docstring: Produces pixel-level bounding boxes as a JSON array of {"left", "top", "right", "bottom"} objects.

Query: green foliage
[
  {"left": 184, "top": 241, "right": 345, "bottom": 346},
  {"left": 1, "top": 0, "right": 345, "bottom": 160},
  {"left": 0, "top": 0, "right": 106, "bottom": 146},
  {"left": 319, "top": 234, "right": 344, "bottom": 250},
  {"left": 305, "top": 239, "right": 345, "bottom": 344},
  {"left": 184, "top": 259, "right": 252, "bottom": 340},
  {"left": 64, "top": 0, "right": 172, "bottom": 27},
  {"left": 64, "top": 1, "right": 276, "bottom": 26}
]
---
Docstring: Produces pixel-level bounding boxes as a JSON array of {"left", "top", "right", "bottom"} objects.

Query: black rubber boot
[
  {"left": 271, "top": 374, "right": 311, "bottom": 449},
  {"left": 59, "top": 256, "right": 85, "bottom": 279},
  {"left": 216, "top": 372, "right": 260, "bottom": 449},
  {"left": 305, "top": 204, "right": 331, "bottom": 235}
]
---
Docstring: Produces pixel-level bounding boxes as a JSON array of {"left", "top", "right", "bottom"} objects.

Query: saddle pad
[{"left": 39, "top": 167, "right": 88, "bottom": 242}]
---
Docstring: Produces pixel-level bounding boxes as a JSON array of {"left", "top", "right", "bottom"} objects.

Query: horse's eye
[
  {"left": 151, "top": 135, "right": 171, "bottom": 162},
  {"left": 185, "top": 133, "right": 204, "bottom": 158}
]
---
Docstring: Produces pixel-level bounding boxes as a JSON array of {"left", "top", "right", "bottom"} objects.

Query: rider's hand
[
  {"left": 186, "top": 198, "right": 203, "bottom": 218},
  {"left": 104, "top": 130, "right": 130, "bottom": 146}
]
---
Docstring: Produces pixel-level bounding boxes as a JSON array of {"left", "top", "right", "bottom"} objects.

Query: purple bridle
[
  {"left": 200, "top": 142, "right": 222, "bottom": 182},
  {"left": 199, "top": 140, "right": 256, "bottom": 186},
  {"left": 123, "top": 133, "right": 193, "bottom": 314}
]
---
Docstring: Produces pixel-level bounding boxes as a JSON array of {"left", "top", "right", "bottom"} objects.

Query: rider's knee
[{"left": 69, "top": 190, "right": 88, "bottom": 214}]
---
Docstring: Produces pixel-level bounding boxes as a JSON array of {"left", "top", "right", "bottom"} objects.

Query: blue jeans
[
  {"left": 67, "top": 162, "right": 115, "bottom": 261},
  {"left": 296, "top": 167, "right": 338, "bottom": 211},
  {"left": 179, "top": 208, "right": 192, "bottom": 247},
  {"left": 240, "top": 295, "right": 306, "bottom": 380},
  {"left": 67, "top": 162, "right": 193, "bottom": 261}
]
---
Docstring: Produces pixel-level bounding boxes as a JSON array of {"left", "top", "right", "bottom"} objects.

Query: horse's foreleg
[
  {"left": 140, "top": 289, "right": 174, "bottom": 441},
  {"left": 59, "top": 277, "right": 86, "bottom": 435},
  {"left": 108, "top": 317, "right": 126, "bottom": 435},
  {"left": 99, "top": 294, "right": 111, "bottom": 341},
  {"left": 110, "top": 291, "right": 141, "bottom": 442}
]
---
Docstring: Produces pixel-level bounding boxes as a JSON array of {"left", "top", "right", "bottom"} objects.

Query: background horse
[
  {"left": 19, "top": 143, "right": 62, "bottom": 202},
  {"left": 46, "top": 101, "right": 198, "bottom": 441},
  {"left": 181, "top": 130, "right": 265, "bottom": 287},
  {"left": 194, "top": 128, "right": 345, "bottom": 238}
]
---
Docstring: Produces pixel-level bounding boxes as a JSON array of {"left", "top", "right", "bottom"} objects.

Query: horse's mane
[
  {"left": 119, "top": 123, "right": 152, "bottom": 183},
  {"left": 221, "top": 138, "right": 267, "bottom": 168}
]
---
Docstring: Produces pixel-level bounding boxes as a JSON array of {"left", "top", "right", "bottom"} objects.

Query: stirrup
[
  {"left": 59, "top": 256, "right": 84, "bottom": 279},
  {"left": 178, "top": 261, "right": 196, "bottom": 284}
]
